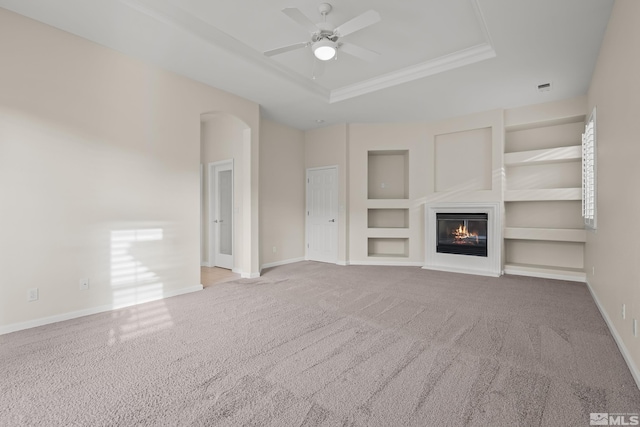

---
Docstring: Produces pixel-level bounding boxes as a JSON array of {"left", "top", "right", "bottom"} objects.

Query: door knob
[
  {"left": 329, "top": 219, "right": 335, "bottom": 222},
  {"left": 214, "top": 220, "right": 218, "bottom": 223}
]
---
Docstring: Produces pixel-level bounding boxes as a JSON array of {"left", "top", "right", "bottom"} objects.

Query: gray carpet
[{"left": 1, "top": 262, "right": 639, "bottom": 426}]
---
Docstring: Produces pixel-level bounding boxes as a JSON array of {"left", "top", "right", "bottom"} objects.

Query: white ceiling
[{"left": 0, "top": 0, "right": 614, "bottom": 130}]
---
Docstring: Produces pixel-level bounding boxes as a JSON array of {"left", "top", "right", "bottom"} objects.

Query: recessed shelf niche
[
  {"left": 368, "top": 150, "right": 409, "bottom": 199},
  {"left": 368, "top": 209, "right": 409, "bottom": 229},
  {"left": 368, "top": 238, "right": 409, "bottom": 258}
]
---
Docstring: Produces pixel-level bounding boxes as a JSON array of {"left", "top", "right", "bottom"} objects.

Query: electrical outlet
[
  {"left": 28, "top": 288, "right": 38, "bottom": 302},
  {"left": 634, "top": 319, "right": 638, "bottom": 338},
  {"left": 592, "top": 266, "right": 595, "bottom": 276},
  {"left": 79, "top": 278, "right": 89, "bottom": 291},
  {"left": 272, "top": 246, "right": 277, "bottom": 253},
  {"left": 622, "top": 304, "right": 626, "bottom": 320}
]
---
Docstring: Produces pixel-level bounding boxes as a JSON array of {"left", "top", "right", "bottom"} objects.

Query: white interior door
[
  {"left": 209, "top": 161, "right": 233, "bottom": 269},
  {"left": 306, "top": 167, "right": 338, "bottom": 263}
]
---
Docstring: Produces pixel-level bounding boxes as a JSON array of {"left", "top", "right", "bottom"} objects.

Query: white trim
[
  {"left": 0, "top": 285, "right": 203, "bottom": 336},
  {"left": 260, "top": 257, "right": 305, "bottom": 271},
  {"left": 349, "top": 261, "right": 424, "bottom": 267},
  {"left": 241, "top": 272, "right": 261, "bottom": 279},
  {"left": 330, "top": 44, "right": 496, "bottom": 103},
  {"left": 200, "top": 163, "right": 205, "bottom": 265},
  {"left": 586, "top": 280, "right": 640, "bottom": 390},
  {"left": 232, "top": 268, "right": 260, "bottom": 278},
  {"left": 336, "top": 261, "right": 349, "bottom": 266},
  {"left": 121, "top": 0, "right": 494, "bottom": 103},
  {"left": 422, "top": 264, "right": 501, "bottom": 278},
  {"left": 201, "top": 261, "right": 212, "bottom": 267},
  {"left": 503, "top": 265, "right": 586, "bottom": 282}
]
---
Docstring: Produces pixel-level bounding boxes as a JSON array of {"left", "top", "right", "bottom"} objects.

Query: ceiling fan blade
[
  {"left": 264, "top": 42, "right": 308, "bottom": 57},
  {"left": 339, "top": 43, "right": 380, "bottom": 62},
  {"left": 282, "top": 8, "right": 320, "bottom": 34},
  {"left": 334, "top": 10, "right": 381, "bottom": 37}
]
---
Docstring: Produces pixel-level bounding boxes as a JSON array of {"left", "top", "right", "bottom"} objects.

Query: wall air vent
[{"left": 537, "top": 82, "right": 552, "bottom": 93}]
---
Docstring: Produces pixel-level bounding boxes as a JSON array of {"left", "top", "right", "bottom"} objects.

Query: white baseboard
[
  {"left": 231, "top": 267, "right": 260, "bottom": 279},
  {"left": 336, "top": 261, "right": 349, "bottom": 266},
  {"left": 201, "top": 261, "right": 212, "bottom": 267},
  {"left": 422, "top": 265, "right": 501, "bottom": 277},
  {"left": 349, "top": 260, "right": 424, "bottom": 267},
  {"left": 586, "top": 280, "right": 640, "bottom": 390},
  {"left": 0, "top": 285, "right": 203, "bottom": 336},
  {"left": 504, "top": 264, "right": 586, "bottom": 282},
  {"left": 241, "top": 272, "right": 261, "bottom": 279},
  {"left": 261, "top": 257, "right": 305, "bottom": 270}
]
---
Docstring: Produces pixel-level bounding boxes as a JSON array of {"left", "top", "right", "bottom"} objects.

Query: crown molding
[
  {"left": 119, "top": 0, "right": 495, "bottom": 105},
  {"left": 329, "top": 43, "right": 496, "bottom": 103},
  {"left": 119, "top": 0, "right": 330, "bottom": 100}
]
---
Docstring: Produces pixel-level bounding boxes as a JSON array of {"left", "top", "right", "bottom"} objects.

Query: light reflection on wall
[{"left": 109, "top": 228, "right": 174, "bottom": 344}]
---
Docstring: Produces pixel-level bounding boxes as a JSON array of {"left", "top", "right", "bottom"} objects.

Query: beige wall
[
  {"left": 0, "top": 9, "right": 260, "bottom": 331},
  {"left": 305, "top": 124, "right": 349, "bottom": 264},
  {"left": 259, "top": 120, "right": 305, "bottom": 267},
  {"left": 586, "top": 0, "right": 640, "bottom": 383}
]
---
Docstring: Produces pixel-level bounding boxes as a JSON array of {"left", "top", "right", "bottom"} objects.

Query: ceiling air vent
[{"left": 537, "top": 82, "right": 552, "bottom": 93}]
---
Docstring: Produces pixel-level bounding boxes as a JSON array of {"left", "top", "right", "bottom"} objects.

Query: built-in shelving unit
[
  {"left": 504, "top": 146, "right": 582, "bottom": 166},
  {"left": 503, "top": 111, "right": 587, "bottom": 282},
  {"left": 503, "top": 263, "right": 586, "bottom": 282},
  {"left": 504, "top": 188, "right": 582, "bottom": 201},
  {"left": 367, "top": 150, "right": 410, "bottom": 258},
  {"left": 504, "top": 227, "right": 586, "bottom": 242}
]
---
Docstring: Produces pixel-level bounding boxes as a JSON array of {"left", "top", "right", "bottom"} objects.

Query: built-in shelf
[
  {"left": 367, "top": 253, "right": 410, "bottom": 258},
  {"left": 368, "top": 237, "right": 409, "bottom": 258},
  {"left": 504, "top": 115, "right": 586, "bottom": 132},
  {"left": 367, "top": 228, "right": 411, "bottom": 238},
  {"left": 366, "top": 199, "right": 411, "bottom": 209},
  {"left": 504, "top": 188, "right": 582, "bottom": 201},
  {"left": 504, "top": 263, "right": 586, "bottom": 282},
  {"left": 503, "top": 101, "right": 587, "bottom": 281},
  {"left": 368, "top": 150, "right": 409, "bottom": 199},
  {"left": 504, "top": 227, "right": 586, "bottom": 242},
  {"left": 368, "top": 208, "right": 409, "bottom": 229},
  {"left": 504, "top": 146, "right": 581, "bottom": 166}
]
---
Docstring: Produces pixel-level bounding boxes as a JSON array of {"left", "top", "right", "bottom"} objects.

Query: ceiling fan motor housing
[{"left": 312, "top": 31, "right": 338, "bottom": 43}]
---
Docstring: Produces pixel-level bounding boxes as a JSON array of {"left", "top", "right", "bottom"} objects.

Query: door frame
[
  {"left": 208, "top": 159, "right": 234, "bottom": 269},
  {"left": 305, "top": 165, "right": 339, "bottom": 263}
]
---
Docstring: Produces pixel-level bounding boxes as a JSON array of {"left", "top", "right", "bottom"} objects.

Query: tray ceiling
[{"left": 0, "top": 0, "right": 614, "bottom": 129}]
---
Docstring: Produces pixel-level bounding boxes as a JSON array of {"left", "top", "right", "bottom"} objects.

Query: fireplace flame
[{"left": 453, "top": 224, "right": 479, "bottom": 244}]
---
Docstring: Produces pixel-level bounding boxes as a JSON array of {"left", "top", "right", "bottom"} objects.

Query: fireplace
[
  {"left": 425, "top": 203, "right": 500, "bottom": 277},
  {"left": 437, "top": 213, "right": 488, "bottom": 257}
]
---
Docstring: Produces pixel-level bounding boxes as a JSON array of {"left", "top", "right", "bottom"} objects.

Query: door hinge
[
  {"left": 307, "top": 211, "right": 309, "bottom": 216},
  {"left": 307, "top": 243, "right": 309, "bottom": 248},
  {"left": 307, "top": 178, "right": 309, "bottom": 183}
]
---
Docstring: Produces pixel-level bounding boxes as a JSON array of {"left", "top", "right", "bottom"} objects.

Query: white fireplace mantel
[{"left": 423, "top": 202, "right": 502, "bottom": 277}]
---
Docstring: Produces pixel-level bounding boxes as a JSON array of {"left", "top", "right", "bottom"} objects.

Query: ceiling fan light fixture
[{"left": 313, "top": 39, "right": 337, "bottom": 61}]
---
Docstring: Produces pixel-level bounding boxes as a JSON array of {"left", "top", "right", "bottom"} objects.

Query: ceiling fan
[{"left": 264, "top": 3, "right": 381, "bottom": 68}]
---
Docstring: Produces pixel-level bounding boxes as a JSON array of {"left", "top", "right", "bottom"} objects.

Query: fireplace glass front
[{"left": 436, "top": 213, "right": 488, "bottom": 257}]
